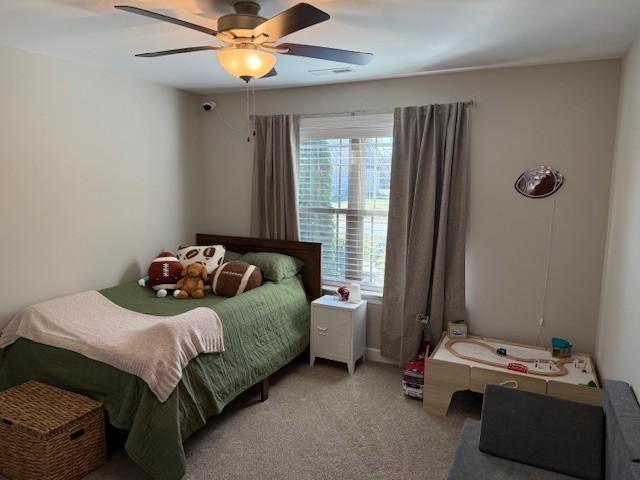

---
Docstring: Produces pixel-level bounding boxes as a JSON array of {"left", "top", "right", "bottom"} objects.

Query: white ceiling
[{"left": 1, "top": 0, "right": 639, "bottom": 93}]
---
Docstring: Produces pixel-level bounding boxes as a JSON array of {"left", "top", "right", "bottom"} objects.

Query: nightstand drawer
[{"left": 313, "top": 309, "right": 351, "bottom": 359}]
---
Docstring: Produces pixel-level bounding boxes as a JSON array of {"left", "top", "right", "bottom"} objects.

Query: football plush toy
[
  {"left": 211, "top": 261, "right": 262, "bottom": 297},
  {"left": 139, "top": 251, "right": 183, "bottom": 298}
]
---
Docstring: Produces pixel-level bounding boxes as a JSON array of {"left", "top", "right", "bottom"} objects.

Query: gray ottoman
[{"left": 447, "top": 380, "right": 640, "bottom": 480}]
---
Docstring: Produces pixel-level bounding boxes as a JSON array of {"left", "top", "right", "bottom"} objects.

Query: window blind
[{"left": 299, "top": 113, "right": 393, "bottom": 290}]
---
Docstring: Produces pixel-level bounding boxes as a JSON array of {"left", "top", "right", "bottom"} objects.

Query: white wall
[
  {"left": 0, "top": 44, "right": 201, "bottom": 330},
  {"left": 596, "top": 32, "right": 640, "bottom": 390},
  {"left": 200, "top": 60, "right": 620, "bottom": 353}
]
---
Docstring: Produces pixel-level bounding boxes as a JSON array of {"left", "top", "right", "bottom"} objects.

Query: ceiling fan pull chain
[
  {"left": 252, "top": 80, "right": 257, "bottom": 138},
  {"left": 246, "top": 81, "right": 251, "bottom": 143}
]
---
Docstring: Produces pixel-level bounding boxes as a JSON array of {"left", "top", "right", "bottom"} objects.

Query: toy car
[
  {"left": 507, "top": 362, "right": 528, "bottom": 373},
  {"left": 402, "top": 359, "right": 424, "bottom": 399},
  {"left": 402, "top": 380, "right": 424, "bottom": 399}
]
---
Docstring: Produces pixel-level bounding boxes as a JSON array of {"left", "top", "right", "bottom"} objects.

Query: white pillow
[{"left": 176, "top": 245, "right": 226, "bottom": 274}]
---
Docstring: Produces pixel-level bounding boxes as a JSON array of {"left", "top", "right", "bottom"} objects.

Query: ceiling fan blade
[
  {"left": 252, "top": 3, "right": 329, "bottom": 41},
  {"left": 278, "top": 43, "right": 373, "bottom": 65},
  {"left": 260, "top": 68, "right": 278, "bottom": 78},
  {"left": 135, "top": 46, "right": 221, "bottom": 58},
  {"left": 115, "top": 5, "right": 218, "bottom": 37}
]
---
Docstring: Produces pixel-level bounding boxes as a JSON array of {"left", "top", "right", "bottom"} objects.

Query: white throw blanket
[{"left": 0, "top": 291, "right": 224, "bottom": 402}]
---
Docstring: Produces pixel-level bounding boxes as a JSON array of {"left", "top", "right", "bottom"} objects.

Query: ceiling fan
[{"left": 115, "top": 2, "right": 374, "bottom": 82}]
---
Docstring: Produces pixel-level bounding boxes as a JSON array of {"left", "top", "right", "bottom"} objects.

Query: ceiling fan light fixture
[
  {"left": 117, "top": 3, "right": 373, "bottom": 82},
  {"left": 217, "top": 46, "right": 276, "bottom": 81}
]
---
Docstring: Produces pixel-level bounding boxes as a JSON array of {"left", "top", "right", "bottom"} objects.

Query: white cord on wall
[
  {"left": 536, "top": 196, "right": 557, "bottom": 346},
  {"left": 208, "top": 80, "right": 258, "bottom": 136},
  {"left": 212, "top": 104, "right": 245, "bottom": 134}
]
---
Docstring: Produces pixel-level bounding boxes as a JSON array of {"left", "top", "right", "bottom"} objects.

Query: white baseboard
[{"left": 365, "top": 347, "right": 397, "bottom": 365}]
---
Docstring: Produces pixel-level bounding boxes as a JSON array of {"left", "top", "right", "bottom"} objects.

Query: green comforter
[{"left": 0, "top": 277, "right": 310, "bottom": 480}]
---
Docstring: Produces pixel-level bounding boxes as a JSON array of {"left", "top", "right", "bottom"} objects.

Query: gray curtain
[
  {"left": 251, "top": 114, "right": 300, "bottom": 241},
  {"left": 381, "top": 103, "right": 470, "bottom": 364}
]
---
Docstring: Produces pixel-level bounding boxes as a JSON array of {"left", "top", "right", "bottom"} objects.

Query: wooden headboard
[{"left": 196, "top": 234, "right": 322, "bottom": 301}]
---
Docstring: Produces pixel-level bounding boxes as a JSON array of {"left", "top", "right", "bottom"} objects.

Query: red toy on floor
[{"left": 402, "top": 339, "right": 431, "bottom": 399}]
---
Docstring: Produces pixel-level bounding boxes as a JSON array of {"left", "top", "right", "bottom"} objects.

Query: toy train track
[{"left": 445, "top": 338, "right": 573, "bottom": 377}]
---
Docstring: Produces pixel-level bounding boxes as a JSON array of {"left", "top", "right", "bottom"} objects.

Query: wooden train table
[{"left": 423, "top": 334, "right": 601, "bottom": 415}]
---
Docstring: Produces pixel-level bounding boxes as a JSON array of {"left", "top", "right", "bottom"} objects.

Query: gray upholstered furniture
[{"left": 447, "top": 380, "right": 640, "bottom": 480}]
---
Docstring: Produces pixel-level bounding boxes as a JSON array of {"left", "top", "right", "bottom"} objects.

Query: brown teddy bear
[{"left": 175, "top": 262, "right": 207, "bottom": 299}]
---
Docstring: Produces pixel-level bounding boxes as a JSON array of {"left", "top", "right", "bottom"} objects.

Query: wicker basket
[{"left": 0, "top": 381, "right": 107, "bottom": 480}]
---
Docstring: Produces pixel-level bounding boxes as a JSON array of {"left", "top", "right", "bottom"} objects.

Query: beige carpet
[{"left": 85, "top": 359, "right": 481, "bottom": 480}]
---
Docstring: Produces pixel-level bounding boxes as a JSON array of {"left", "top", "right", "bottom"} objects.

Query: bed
[{"left": 0, "top": 234, "right": 322, "bottom": 480}]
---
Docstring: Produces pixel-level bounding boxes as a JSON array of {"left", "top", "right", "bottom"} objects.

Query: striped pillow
[{"left": 211, "top": 261, "right": 262, "bottom": 297}]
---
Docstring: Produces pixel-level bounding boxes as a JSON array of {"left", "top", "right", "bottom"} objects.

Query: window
[{"left": 298, "top": 113, "right": 393, "bottom": 290}]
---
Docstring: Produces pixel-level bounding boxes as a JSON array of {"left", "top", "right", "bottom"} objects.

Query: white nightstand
[{"left": 310, "top": 295, "right": 367, "bottom": 374}]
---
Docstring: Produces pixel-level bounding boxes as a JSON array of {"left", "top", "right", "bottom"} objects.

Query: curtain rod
[
  {"left": 299, "top": 108, "right": 392, "bottom": 119},
  {"left": 298, "top": 101, "right": 474, "bottom": 120}
]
